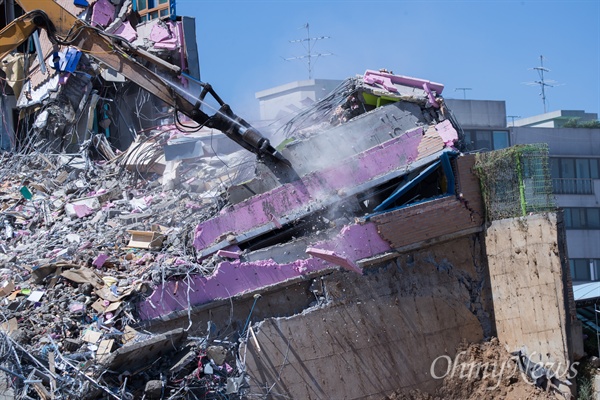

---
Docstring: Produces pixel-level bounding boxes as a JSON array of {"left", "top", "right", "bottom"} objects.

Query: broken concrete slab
[
  {"left": 193, "top": 137, "right": 451, "bottom": 258},
  {"left": 486, "top": 212, "right": 574, "bottom": 370},
  {"left": 144, "top": 380, "right": 162, "bottom": 399},
  {"left": 99, "top": 328, "right": 187, "bottom": 372},
  {"left": 243, "top": 236, "right": 487, "bottom": 399},
  {"left": 138, "top": 221, "right": 390, "bottom": 320},
  {"left": 163, "top": 138, "right": 205, "bottom": 161},
  {"left": 305, "top": 248, "right": 362, "bottom": 274},
  {"left": 126, "top": 229, "right": 165, "bottom": 249},
  {"left": 65, "top": 197, "right": 100, "bottom": 219},
  {"left": 123, "top": 138, "right": 167, "bottom": 175}
]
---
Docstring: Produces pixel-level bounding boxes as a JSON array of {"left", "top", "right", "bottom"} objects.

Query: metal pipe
[
  {"left": 31, "top": 31, "right": 47, "bottom": 74},
  {"left": 133, "top": 47, "right": 181, "bottom": 75}
]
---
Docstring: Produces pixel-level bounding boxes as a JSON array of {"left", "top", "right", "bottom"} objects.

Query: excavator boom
[
  {"left": 0, "top": 1, "right": 289, "bottom": 166},
  {"left": 0, "top": 12, "right": 37, "bottom": 60}
]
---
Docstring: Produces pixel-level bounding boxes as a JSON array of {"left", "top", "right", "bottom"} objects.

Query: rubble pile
[
  {"left": 0, "top": 1, "right": 504, "bottom": 397},
  {"left": 384, "top": 338, "right": 569, "bottom": 400},
  {"left": 0, "top": 147, "right": 251, "bottom": 399}
]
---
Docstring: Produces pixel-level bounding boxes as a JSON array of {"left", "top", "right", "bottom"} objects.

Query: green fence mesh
[{"left": 474, "top": 144, "right": 555, "bottom": 221}]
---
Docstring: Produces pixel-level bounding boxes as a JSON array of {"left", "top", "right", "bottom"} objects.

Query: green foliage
[
  {"left": 580, "top": 120, "right": 600, "bottom": 128},
  {"left": 473, "top": 144, "right": 554, "bottom": 221},
  {"left": 574, "top": 334, "right": 600, "bottom": 400},
  {"left": 575, "top": 358, "right": 596, "bottom": 400},
  {"left": 578, "top": 376, "right": 594, "bottom": 400},
  {"left": 563, "top": 118, "right": 580, "bottom": 128},
  {"left": 562, "top": 118, "right": 600, "bottom": 129}
]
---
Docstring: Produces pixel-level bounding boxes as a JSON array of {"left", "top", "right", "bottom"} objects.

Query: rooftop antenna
[
  {"left": 284, "top": 23, "right": 332, "bottom": 79},
  {"left": 507, "top": 115, "right": 521, "bottom": 127},
  {"left": 455, "top": 88, "right": 472, "bottom": 99},
  {"left": 526, "top": 55, "right": 559, "bottom": 113}
]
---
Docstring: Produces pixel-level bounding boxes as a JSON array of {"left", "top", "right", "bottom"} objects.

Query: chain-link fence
[{"left": 474, "top": 144, "right": 555, "bottom": 221}]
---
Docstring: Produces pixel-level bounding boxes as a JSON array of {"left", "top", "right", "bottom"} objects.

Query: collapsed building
[{"left": 0, "top": 1, "right": 585, "bottom": 399}]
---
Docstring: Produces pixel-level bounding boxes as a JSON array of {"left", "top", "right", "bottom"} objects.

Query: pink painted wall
[
  {"left": 193, "top": 129, "right": 424, "bottom": 254},
  {"left": 363, "top": 69, "right": 445, "bottom": 94},
  {"left": 91, "top": 0, "right": 115, "bottom": 27},
  {"left": 138, "top": 222, "right": 391, "bottom": 320}
]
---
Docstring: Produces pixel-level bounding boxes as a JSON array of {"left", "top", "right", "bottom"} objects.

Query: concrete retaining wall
[
  {"left": 485, "top": 212, "right": 576, "bottom": 366},
  {"left": 244, "top": 236, "right": 491, "bottom": 398}
]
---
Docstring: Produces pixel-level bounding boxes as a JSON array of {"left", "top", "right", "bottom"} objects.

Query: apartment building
[{"left": 448, "top": 99, "right": 600, "bottom": 283}]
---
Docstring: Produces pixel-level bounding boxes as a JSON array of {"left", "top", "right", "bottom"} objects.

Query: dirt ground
[{"left": 384, "top": 338, "right": 570, "bottom": 400}]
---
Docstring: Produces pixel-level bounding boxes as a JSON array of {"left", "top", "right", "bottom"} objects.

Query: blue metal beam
[
  {"left": 373, "top": 160, "right": 441, "bottom": 212},
  {"left": 371, "top": 151, "right": 458, "bottom": 214},
  {"left": 440, "top": 151, "right": 455, "bottom": 195}
]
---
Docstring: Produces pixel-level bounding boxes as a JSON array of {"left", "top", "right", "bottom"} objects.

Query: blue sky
[{"left": 176, "top": 0, "right": 600, "bottom": 123}]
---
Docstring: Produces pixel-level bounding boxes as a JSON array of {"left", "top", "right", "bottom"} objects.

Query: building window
[
  {"left": 492, "top": 131, "right": 509, "bottom": 149},
  {"left": 463, "top": 130, "right": 509, "bottom": 152},
  {"left": 550, "top": 157, "right": 598, "bottom": 194},
  {"left": 550, "top": 158, "right": 599, "bottom": 179},
  {"left": 135, "top": 0, "right": 171, "bottom": 22},
  {"left": 570, "top": 259, "right": 600, "bottom": 282},
  {"left": 570, "top": 259, "right": 592, "bottom": 281},
  {"left": 564, "top": 207, "right": 600, "bottom": 229}
]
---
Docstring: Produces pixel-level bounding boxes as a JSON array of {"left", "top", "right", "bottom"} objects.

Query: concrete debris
[
  {"left": 0, "top": 57, "right": 467, "bottom": 396},
  {"left": 0, "top": 1, "right": 581, "bottom": 399},
  {"left": 386, "top": 339, "right": 562, "bottom": 400},
  {"left": 512, "top": 348, "right": 573, "bottom": 394},
  {"left": 0, "top": 155, "right": 249, "bottom": 398},
  {"left": 0, "top": 60, "right": 466, "bottom": 397}
]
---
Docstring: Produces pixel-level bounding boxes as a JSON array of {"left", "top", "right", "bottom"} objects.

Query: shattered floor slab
[
  {"left": 0, "top": 8, "right": 580, "bottom": 395},
  {"left": 242, "top": 237, "right": 490, "bottom": 398}
]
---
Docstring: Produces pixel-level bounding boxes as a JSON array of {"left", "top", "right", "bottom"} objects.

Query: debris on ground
[
  {"left": 0, "top": 148, "right": 252, "bottom": 398},
  {"left": 0, "top": 2, "right": 576, "bottom": 400},
  {"left": 0, "top": 18, "right": 469, "bottom": 393},
  {"left": 384, "top": 338, "right": 571, "bottom": 400}
]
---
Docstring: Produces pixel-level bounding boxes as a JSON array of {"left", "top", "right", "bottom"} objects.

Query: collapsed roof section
[
  {"left": 0, "top": 2, "right": 473, "bottom": 323},
  {"left": 231, "top": 69, "right": 463, "bottom": 201},
  {"left": 138, "top": 69, "right": 476, "bottom": 320}
]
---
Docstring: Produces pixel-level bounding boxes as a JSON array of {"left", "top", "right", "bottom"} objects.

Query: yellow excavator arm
[
  {"left": 0, "top": 0, "right": 289, "bottom": 166},
  {"left": 0, "top": 12, "right": 38, "bottom": 61}
]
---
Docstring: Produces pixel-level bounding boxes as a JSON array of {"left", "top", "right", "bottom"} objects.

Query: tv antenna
[
  {"left": 526, "top": 55, "right": 560, "bottom": 113},
  {"left": 507, "top": 115, "right": 521, "bottom": 127},
  {"left": 455, "top": 88, "right": 472, "bottom": 99},
  {"left": 284, "top": 23, "right": 332, "bottom": 79}
]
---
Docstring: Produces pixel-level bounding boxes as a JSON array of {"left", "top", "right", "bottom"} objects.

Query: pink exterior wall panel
[
  {"left": 138, "top": 222, "right": 391, "bottom": 320},
  {"left": 193, "top": 129, "right": 430, "bottom": 257},
  {"left": 91, "top": 0, "right": 115, "bottom": 27},
  {"left": 363, "top": 69, "right": 445, "bottom": 94}
]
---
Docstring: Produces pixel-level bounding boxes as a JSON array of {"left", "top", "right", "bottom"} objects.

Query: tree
[{"left": 562, "top": 118, "right": 600, "bottom": 128}]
